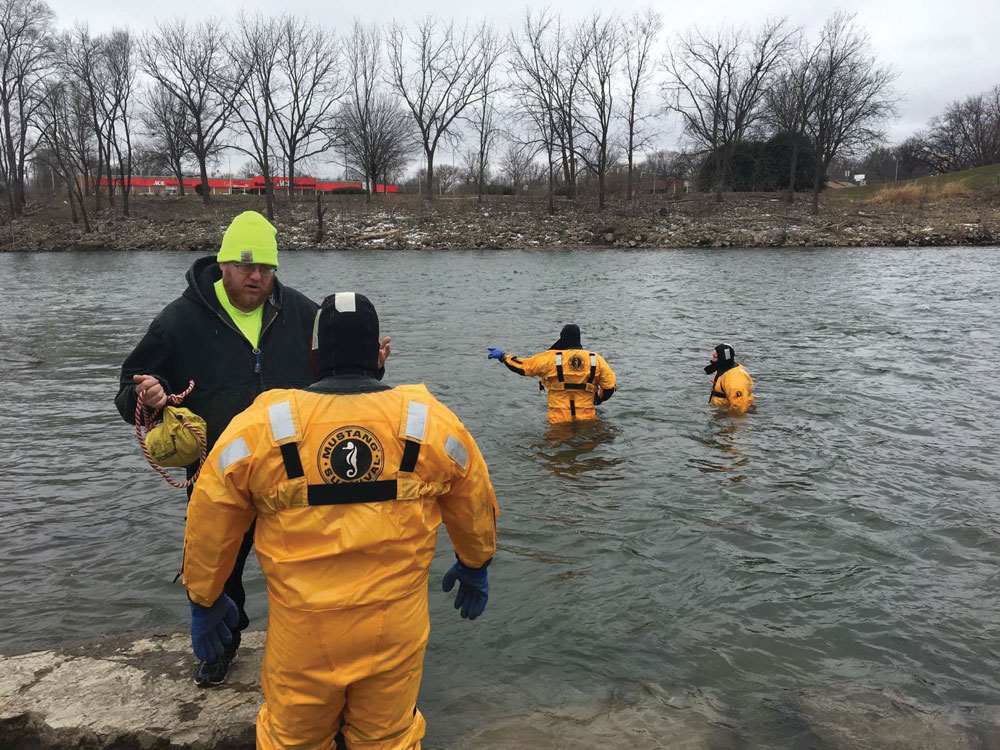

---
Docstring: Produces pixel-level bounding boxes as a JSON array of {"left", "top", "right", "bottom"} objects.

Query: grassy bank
[{"left": 832, "top": 163, "right": 1000, "bottom": 201}]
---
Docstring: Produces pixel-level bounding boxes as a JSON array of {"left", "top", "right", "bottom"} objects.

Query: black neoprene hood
[{"left": 313, "top": 293, "right": 381, "bottom": 378}]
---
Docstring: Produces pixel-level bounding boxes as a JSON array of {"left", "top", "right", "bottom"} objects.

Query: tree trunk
[
  {"left": 315, "top": 191, "right": 324, "bottom": 243},
  {"left": 626, "top": 129, "right": 635, "bottom": 200},
  {"left": 810, "top": 163, "right": 823, "bottom": 215},
  {"left": 92, "top": 140, "right": 105, "bottom": 212},
  {"left": 171, "top": 159, "right": 185, "bottom": 196},
  {"left": 424, "top": 147, "right": 435, "bottom": 201},
  {"left": 786, "top": 138, "right": 800, "bottom": 205},
  {"left": 198, "top": 157, "right": 211, "bottom": 204},
  {"left": 598, "top": 148, "right": 607, "bottom": 211},
  {"left": 64, "top": 176, "right": 79, "bottom": 224},
  {"left": 73, "top": 181, "right": 92, "bottom": 233},
  {"left": 3, "top": 100, "right": 23, "bottom": 217},
  {"left": 714, "top": 150, "right": 725, "bottom": 203},
  {"left": 264, "top": 167, "right": 275, "bottom": 222},
  {"left": 547, "top": 151, "right": 555, "bottom": 215},
  {"left": 287, "top": 153, "right": 296, "bottom": 203},
  {"left": 477, "top": 154, "right": 485, "bottom": 205}
]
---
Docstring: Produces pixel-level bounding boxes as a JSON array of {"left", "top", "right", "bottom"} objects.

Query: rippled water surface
[{"left": 2, "top": 247, "right": 999, "bottom": 747}]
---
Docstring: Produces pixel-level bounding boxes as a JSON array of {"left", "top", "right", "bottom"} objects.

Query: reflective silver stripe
[
  {"left": 269, "top": 401, "right": 296, "bottom": 442},
  {"left": 555, "top": 353, "right": 563, "bottom": 367},
  {"left": 405, "top": 401, "right": 428, "bottom": 441},
  {"left": 311, "top": 309, "right": 321, "bottom": 350},
  {"left": 218, "top": 437, "right": 250, "bottom": 473},
  {"left": 445, "top": 435, "right": 469, "bottom": 470},
  {"left": 335, "top": 292, "right": 356, "bottom": 313},
  {"left": 590, "top": 353, "right": 597, "bottom": 368}
]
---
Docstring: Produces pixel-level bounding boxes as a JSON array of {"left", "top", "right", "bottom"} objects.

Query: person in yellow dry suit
[
  {"left": 182, "top": 292, "right": 498, "bottom": 750},
  {"left": 705, "top": 343, "right": 754, "bottom": 413},
  {"left": 487, "top": 324, "right": 616, "bottom": 424}
]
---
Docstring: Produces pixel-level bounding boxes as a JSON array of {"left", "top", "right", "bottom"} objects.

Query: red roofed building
[{"left": 92, "top": 175, "right": 397, "bottom": 196}]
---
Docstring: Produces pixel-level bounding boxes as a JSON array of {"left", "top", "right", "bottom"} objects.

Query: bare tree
[
  {"left": 498, "top": 140, "right": 535, "bottom": 193},
  {"left": 387, "top": 16, "right": 490, "bottom": 200},
  {"left": 765, "top": 33, "right": 821, "bottom": 203},
  {"left": 0, "top": 0, "right": 54, "bottom": 217},
  {"left": 467, "top": 26, "right": 502, "bottom": 204},
  {"left": 642, "top": 148, "right": 699, "bottom": 182},
  {"left": 552, "top": 19, "right": 589, "bottom": 200},
  {"left": 893, "top": 134, "right": 936, "bottom": 179},
  {"left": 926, "top": 86, "right": 1000, "bottom": 171},
  {"left": 59, "top": 25, "right": 116, "bottom": 209},
  {"left": 104, "top": 29, "right": 137, "bottom": 216},
  {"left": 140, "top": 82, "right": 191, "bottom": 194},
  {"left": 804, "top": 12, "right": 897, "bottom": 213},
  {"left": 621, "top": 8, "right": 662, "bottom": 200},
  {"left": 508, "top": 9, "right": 563, "bottom": 213},
  {"left": 270, "top": 15, "right": 342, "bottom": 201},
  {"left": 143, "top": 18, "right": 244, "bottom": 204},
  {"left": 36, "top": 81, "right": 91, "bottom": 231},
  {"left": 577, "top": 12, "right": 622, "bottom": 210},
  {"left": 229, "top": 14, "right": 280, "bottom": 219},
  {"left": 663, "top": 19, "right": 795, "bottom": 202},
  {"left": 338, "top": 22, "right": 416, "bottom": 204}
]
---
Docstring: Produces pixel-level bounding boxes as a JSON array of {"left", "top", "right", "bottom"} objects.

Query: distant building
[
  {"left": 646, "top": 178, "right": 691, "bottom": 196},
  {"left": 86, "top": 175, "right": 397, "bottom": 196}
]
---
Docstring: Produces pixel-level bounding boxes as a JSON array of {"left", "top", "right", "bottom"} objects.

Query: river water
[{"left": 1, "top": 247, "right": 999, "bottom": 748}]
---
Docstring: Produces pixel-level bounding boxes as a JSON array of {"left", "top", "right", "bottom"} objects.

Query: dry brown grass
[
  {"left": 869, "top": 185, "right": 927, "bottom": 204},
  {"left": 937, "top": 182, "right": 972, "bottom": 198},
  {"left": 868, "top": 181, "right": 973, "bottom": 205}
]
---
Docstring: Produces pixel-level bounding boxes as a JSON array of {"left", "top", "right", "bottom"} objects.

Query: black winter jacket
[{"left": 115, "top": 256, "right": 319, "bottom": 452}]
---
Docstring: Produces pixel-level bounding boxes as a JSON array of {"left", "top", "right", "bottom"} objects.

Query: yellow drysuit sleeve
[
  {"left": 500, "top": 351, "right": 549, "bottom": 378},
  {"left": 182, "top": 405, "right": 262, "bottom": 607},
  {"left": 431, "top": 401, "right": 498, "bottom": 569}
]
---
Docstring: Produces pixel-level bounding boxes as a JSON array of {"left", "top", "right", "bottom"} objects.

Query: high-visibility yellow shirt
[{"left": 214, "top": 278, "right": 263, "bottom": 347}]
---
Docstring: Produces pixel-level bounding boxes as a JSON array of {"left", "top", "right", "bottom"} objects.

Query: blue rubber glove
[
  {"left": 189, "top": 594, "right": 239, "bottom": 661},
  {"left": 487, "top": 348, "right": 505, "bottom": 360},
  {"left": 442, "top": 560, "right": 489, "bottom": 620}
]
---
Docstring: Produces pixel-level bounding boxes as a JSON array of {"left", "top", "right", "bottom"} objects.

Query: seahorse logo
[
  {"left": 318, "top": 427, "right": 385, "bottom": 483},
  {"left": 344, "top": 441, "right": 359, "bottom": 478}
]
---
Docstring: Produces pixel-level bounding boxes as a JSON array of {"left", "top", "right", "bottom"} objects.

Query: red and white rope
[{"left": 134, "top": 380, "right": 207, "bottom": 489}]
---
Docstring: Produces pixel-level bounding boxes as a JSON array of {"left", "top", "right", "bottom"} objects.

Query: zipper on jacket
[{"left": 213, "top": 306, "right": 279, "bottom": 385}]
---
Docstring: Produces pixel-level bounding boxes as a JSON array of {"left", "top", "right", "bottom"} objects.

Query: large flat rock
[{"left": 0, "top": 631, "right": 264, "bottom": 749}]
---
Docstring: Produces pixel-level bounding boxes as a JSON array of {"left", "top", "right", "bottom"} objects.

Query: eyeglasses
[{"left": 229, "top": 262, "right": 276, "bottom": 276}]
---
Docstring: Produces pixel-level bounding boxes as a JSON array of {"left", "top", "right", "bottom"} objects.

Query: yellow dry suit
[
  {"left": 501, "top": 349, "right": 616, "bottom": 423},
  {"left": 710, "top": 365, "right": 754, "bottom": 413},
  {"left": 183, "top": 384, "right": 498, "bottom": 750}
]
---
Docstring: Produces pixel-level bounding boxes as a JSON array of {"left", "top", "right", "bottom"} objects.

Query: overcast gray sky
[{"left": 46, "top": 0, "right": 1000, "bottom": 146}]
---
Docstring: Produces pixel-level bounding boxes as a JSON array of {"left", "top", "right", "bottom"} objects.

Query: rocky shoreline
[
  {"left": 4, "top": 630, "right": 1000, "bottom": 749},
  {"left": 3, "top": 190, "right": 999, "bottom": 253}
]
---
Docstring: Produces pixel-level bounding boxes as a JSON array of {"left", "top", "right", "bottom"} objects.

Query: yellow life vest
[
  {"left": 505, "top": 349, "right": 616, "bottom": 423},
  {"left": 710, "top": 365, "right": 755, "bottom": 412},
  {"left": 183, "top": 385, "right": 498, "bottom": 611}
]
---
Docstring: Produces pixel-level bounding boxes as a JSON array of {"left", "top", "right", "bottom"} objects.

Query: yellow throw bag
[{"left": 145, "top": 406, "right": 207, "bottom": 467}]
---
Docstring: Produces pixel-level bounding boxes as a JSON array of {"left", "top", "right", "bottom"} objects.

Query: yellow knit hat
[{"left": 217, "top": 211, "right": 279, "bottom": 267}]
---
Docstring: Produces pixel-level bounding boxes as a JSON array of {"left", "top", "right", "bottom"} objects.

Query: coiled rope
[{"left": 134, "top": 380, "right": 207, "bottom": 489}]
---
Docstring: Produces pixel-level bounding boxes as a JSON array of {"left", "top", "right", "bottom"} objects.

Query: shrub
[
  {"left": 869, "top": 185, "right": 925, "bottom": 204},
  {"left": 938, "top": 182, "right": 971, "bottom": 198}
]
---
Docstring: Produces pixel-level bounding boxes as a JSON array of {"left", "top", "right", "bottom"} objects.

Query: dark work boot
[{"left": 193, "top": 642, "right": 238, "bottom": 688}]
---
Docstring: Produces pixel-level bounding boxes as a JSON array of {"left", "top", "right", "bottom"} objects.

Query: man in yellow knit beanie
[{"left": 116, "top": 210, "right": 391, "bottom": 687}]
